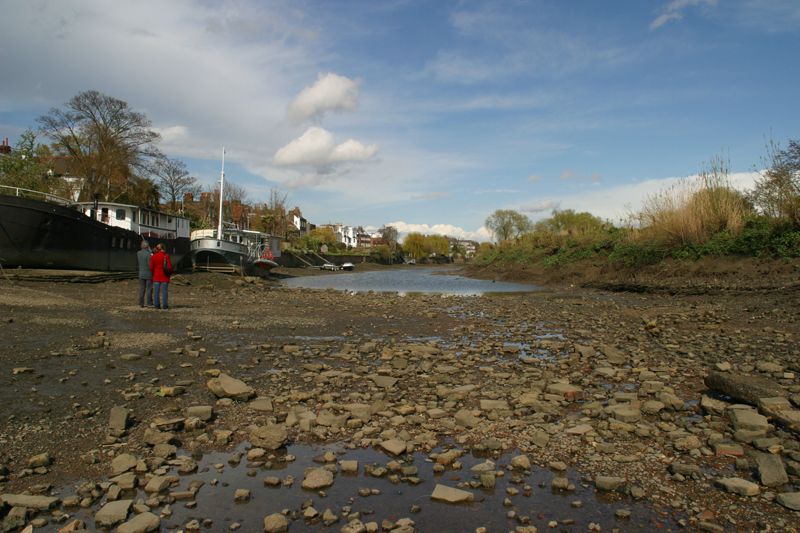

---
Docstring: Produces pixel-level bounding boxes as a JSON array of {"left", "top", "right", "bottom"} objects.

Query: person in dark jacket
[
  {"left": 149, "top": 243, "right": 173, "bottom": 310},
  {"left": 136, "top": 240, "right": 153, "bottom": 307}
]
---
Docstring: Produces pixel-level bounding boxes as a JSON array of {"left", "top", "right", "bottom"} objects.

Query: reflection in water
[{"left": 282, "top": 267, "right": 539, "bottom": 295}]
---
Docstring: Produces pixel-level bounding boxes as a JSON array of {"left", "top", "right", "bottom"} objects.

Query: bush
[{"left": 636, "top": 157, "right": 751, "bottom": 248}]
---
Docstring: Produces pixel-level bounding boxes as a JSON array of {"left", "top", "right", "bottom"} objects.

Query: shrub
[{"left": 636, "top": 156, "right": 751, "bottom": 247}]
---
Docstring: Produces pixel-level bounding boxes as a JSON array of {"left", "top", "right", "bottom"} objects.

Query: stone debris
[
  {"left": 207, "top": 373, "right": 255, "bottom": 401},
  {"left": 94, "top": 499, "right": 132, "bottom": 527},
  {"left": 301, "top": 468, "right": 334, "bottom": 490},
  {"left": 263, "top": 512, "right": 289, "bottom": 532},
  {"left": 430, "top": 483, "right": 474, "bottom": 503}
]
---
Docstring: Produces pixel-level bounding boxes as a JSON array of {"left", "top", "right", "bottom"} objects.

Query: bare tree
[
  {"left": 37, "top": 90, "right": 162, "bottom": 203},
  {"left": 153, "top": 156, "right": 198, "bottom": 212}
]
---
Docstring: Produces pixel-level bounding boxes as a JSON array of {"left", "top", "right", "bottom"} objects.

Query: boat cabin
[{"left": 77, "top": 201, "right": 191, "bottom": 240}]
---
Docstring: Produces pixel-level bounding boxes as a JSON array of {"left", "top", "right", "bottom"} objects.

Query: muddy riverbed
[{"left": 0, "top": 269, "right": 799, "bottom": 532}]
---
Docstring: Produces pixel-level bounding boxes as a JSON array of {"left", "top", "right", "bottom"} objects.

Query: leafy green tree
[
  {"left": 424, "top": 234, "right": 450, "bottom": 257},
  {"left": 485, "top": 209, "right": 531, "bottom": 242},
  {"left": 535, "top": 209, "right": 607, "bottom": 236},
  {"left": 403, "top": 232, "right": 426, "bottom": 259},
  {"left": 0, "top": 130, "right": 52, "bottom": 191}
]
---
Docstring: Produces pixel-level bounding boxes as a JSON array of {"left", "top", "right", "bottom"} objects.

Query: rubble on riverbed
[{"left": 0, "top": 272, "right": 799, "bottom": 531}]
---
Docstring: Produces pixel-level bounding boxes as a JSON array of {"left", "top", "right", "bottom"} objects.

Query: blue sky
[{"left": 1, "top": 0, "right": 798, "bottom": 240}]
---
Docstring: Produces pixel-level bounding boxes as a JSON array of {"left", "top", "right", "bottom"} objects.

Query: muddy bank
[
  {"left": 0, "top": 270, "right": 799, "bottom": 532},
  {"left": 462, "top": 257, "right": 800, "bottom": 294}
]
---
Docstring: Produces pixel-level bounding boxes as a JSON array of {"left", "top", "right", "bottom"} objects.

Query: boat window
[
  {"left": 132, "top": 211, "right": 137, "bottom": 223},
  {"left": 116, "top": 209, "right": 126, "bottom": 221},
  {"left": 111, "top": 237, "right": 116, "bottom": 248},
  {"left": 168, "top": 217, "right": 172, "bottom": 223},
  {"left": 101, "top": 208, "right": 109, "bottom": 223}
]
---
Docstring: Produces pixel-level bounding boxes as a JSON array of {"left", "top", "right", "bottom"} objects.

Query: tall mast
[{"left": 217, "top": 147, "right": 225, "bottom": 240}]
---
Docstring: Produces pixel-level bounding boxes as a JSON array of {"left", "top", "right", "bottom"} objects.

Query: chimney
[{"left": 0, "top": 138, "right": 11, "bottom": 155}]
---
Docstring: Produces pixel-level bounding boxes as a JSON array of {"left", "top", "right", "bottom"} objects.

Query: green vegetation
[
  {"left": 402, "top": 232, "right": 451, "bottom": 260},
  {"left": 477, "top": 140, "right": 800, "bottom": 269}
]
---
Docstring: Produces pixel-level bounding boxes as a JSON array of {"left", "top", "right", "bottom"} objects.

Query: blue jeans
[
  {"left": 153, "top": 282, "right": 169, "bottom": 309},
  {"left": 138, "top": 278, "right": 153, "bottom": 307}
]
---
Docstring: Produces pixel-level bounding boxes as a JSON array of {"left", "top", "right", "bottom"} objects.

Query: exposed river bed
[{"left": 0, "top": 268, "right": 798, "bottom": 532}]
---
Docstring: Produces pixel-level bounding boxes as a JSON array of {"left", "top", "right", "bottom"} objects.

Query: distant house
[
  {"left": 356, "top": 231, "right": 373, "bottom": 248},
  {"left": 458, "top": 239, "right": 479, "bottom": 258}
]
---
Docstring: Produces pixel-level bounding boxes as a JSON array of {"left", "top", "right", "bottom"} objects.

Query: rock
[
  {"left": 546, "top": 382, "right": 583, "bottom": 401},
  {"left": 144, "top": 475, "right": 171, "bottom": 493},
  {"left": 26, "top": 452, "right": 52, "bottom": 468},
  {"left": 758, "top": 397, "right": 800, "bottom": 433},
  {"left": 340, "top": 460, "right": 359, "bottom": 473},
  {"left": 185, "top": 405, "right": 213, "bottom": 421},
  {"left": 700, "top": 395, "right": 728, "bottom": 416},
  {"left": 207, "top": 373, "right": 255, "bottom": 401},
  {"left": 250, "top": 424, "right": 288, "bottom": 450},
  {"left": 117, "top": 512, "right": 160, "bottom": 533},
  {"left": 234, "top": 489, "right": 251, "bottom": 502},
  {"left": 94, "top": 499, "right": 132, "bottom": 527},
  {"left": 755, "top": 453, "right": 788, "bottom": 487},
  {"left": 302, "top": 468, "right": 334, "bottom": 490},
  {"left": 454, "top": 409, "right": 480, "bottom": 428},
  {"left": 108, "top": 406, "right": 130, "bottom": 434},
  {"left": 480, "top": 399, "right": 509, "bottom": 411},
  {"left": 249, "top": 398, "right": 274, "bottom": 412},
  {"left": 263, "top": 513, "right": 289, "bottom": 533},
  {"left": 380, "top": 439, "right": 407, "bottom": 456},
  {"left": 0, "top": 493, "right": 59, "bottom": 510},
  {"left": 111, "top": 453, "right": 138, "bottom": 475},
  {"left": 510, "top": 455, "right": 531, "bottom": 470},
  {"left": 595, "top": 476, "right": 626, "bottom": 492},
  {"left": 776, "top": 492, "right": 800, "bottom": 511},
  {"left": 715, "top": 477, "right": 760, "bottom": 496},
  {"left": 369, "top": 374, "right": 398, "bottom": 389},
  {"left": 704, "top": 372, "right": 784, "bottom": 406},
  {"left": 728, "top": 409, "right": 770, "bottom": 432},
  {"left": 430, "top": 484, "right": 474, "bottom": 503}
]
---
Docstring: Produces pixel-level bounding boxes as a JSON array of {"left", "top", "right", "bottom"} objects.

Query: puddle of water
[{"left": 60, "top": 442, "right": 684, "bottom": 532}]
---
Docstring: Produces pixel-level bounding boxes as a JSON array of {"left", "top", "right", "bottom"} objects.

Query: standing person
[
  {"left": 149, "top": 243, "right": 173, "bottom": 310},
  {"left": 137, "top": 240, "right": 153, "bottom": 307}
]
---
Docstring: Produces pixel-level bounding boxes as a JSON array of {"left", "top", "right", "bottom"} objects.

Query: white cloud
[
  {"left": 273, "top": 126, "right": 378, "bottom": 168},
  {"left": 286, "top": 72, "right": 360, "bottom": 124},
  {"left": 651, "top": 0, "right": 718, "bottom": 30},
  {"left": 330, "top": 138, "right": 379, "bottom": 162},
  {"left": 387, "top": 221, "right": 493, "bottom": 242},
  {"left": 527, "top": 174, "right": 542, "bottom": 183}
]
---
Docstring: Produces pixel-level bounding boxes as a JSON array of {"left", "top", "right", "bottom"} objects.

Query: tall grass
[{"left": 634, "top": 156, "right": 751, "bottom": 247}]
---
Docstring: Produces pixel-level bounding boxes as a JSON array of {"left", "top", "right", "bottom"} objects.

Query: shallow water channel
[
  {"left": 281, "top": 267, "right": 538, "bottom": 296},
  {"left": 65, "top": 441, "right": 683, "bottom": 532}
]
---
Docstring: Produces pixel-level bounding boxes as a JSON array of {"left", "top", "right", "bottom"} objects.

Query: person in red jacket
[{"left": 149, "top": 243, "right": 173, "bottom": 310}]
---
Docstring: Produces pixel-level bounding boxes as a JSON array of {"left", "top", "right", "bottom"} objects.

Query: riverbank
[
  {"left": 1, "top": 270, "right": 799, "bottom": 531},
  {"left": 463, "top": 256, "right": 800, "bottom": 294}
]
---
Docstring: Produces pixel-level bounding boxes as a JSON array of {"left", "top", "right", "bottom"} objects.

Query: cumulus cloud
[
  {"left": 386, "top": 221, "right": 493, "bottom": 242},
  {"left": 651, "top": 0, "right": 717, "bottom": 30},
  {"left": 273, "top": 126, "right": 378, "bottom": 168},
  {"left": 286, "top": 72, "right": 360, "bottom": 124},
  {"left": 527, "top": 174, "right": 542, "bottom": 183}
]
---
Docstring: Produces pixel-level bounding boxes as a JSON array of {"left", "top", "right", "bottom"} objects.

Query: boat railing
[{"left": 0, "top": 185, "right": 76, "bottom": 207}]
